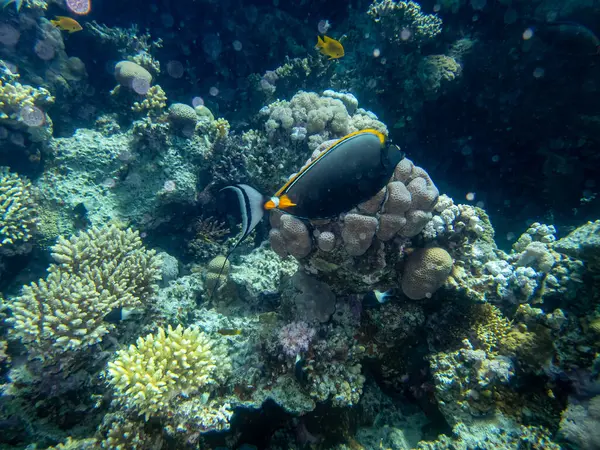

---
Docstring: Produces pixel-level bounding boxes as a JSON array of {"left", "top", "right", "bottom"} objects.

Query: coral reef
[{"left": 8, "top": 224, "right": 161, "bottom": 363}]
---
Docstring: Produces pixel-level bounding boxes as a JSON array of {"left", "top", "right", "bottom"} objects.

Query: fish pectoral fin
[{"left": 278, "top": 194, "right": 297, "bottom": 208}]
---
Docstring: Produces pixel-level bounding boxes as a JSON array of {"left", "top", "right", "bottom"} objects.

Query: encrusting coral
[
  {"left": 7, "top": 224, "right": 161, "bottom": 362},
  {"left": 106, "top": 324, "right": 231, "bottom": 421},
  {"left": 0, "top": 167, "right": 37, "bottom": 253}
]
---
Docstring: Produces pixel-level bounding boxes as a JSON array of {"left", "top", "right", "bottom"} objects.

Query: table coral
[
  {"left": 8, "top": 224, "right": 161, "bottom": 362},
  {"left": 106, "top": 324, "right": 231, "bottom": 421}
]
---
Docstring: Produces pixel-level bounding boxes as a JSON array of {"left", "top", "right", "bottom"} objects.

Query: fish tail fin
[
  {"left": 1, "top": 0, "right": 14, "bottom": 9},
  {"left": 315, "top": 35, "right": 324, "bottom": 49},
  {"left": 15, "top": 0, "right": 22, "bottom": 11}
]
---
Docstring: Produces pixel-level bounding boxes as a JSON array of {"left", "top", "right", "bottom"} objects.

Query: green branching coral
[
  {"left": 0, "top": 167, "right": 37, "bottom": 252},
  {"left": 367, "top": 0, "right": 443, "bottom": 43},
  {"left": 8, "top": 224, "right": 161, "bottom": 362},
  {"left": 106, "top": 324, "right": 231, "bottom": 420}
]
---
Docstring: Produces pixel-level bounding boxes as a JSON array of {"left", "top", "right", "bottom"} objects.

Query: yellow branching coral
[
  {"left": 132, "top": 85, "right": 167, "bottom": 114},
  {"left": 0, "top": 80, "right": 54, "bottom": 142},
  {"left": 0, "top": 79, "right": 54, "bottom": 123},
  {"left": 8, "top": 224, "right": 161, "bottom": 362},
  {"left": 107, "top": 324, "right": 231, "bottom": 420},
  {"left": 0, "top": 167, "right": 37, "bottom": 250}
]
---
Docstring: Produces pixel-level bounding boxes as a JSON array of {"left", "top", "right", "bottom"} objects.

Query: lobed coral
[
  {"left": 106, "top": 324, "right": 231, "bottom": 421},
  {"left": 8, "top": 224, "right": 161, "bottom": 362},
  {"left": 269, "top": 156, "right": 439, "bottom": 294},
  {"left": 0, "top": 167, "right": 37, "bottom": 253}
]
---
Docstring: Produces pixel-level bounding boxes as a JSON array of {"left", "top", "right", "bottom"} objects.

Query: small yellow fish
[
  {"left": 50, "top": 16, "right": 83, "bottom": 33},
  {"left": 217, "top": 328, "right": 242, "bottom": 336},
  {"left": 315, "top": 35, "right": 344, "bottom": 59}
]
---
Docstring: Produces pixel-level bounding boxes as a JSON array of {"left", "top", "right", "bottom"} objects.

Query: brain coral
[
  {"left": 168, "top": 103, "right": 197, "bottom": 131},
  {"left": 114, "top": 61, "right": 152, "bottom": 89},
  {"left": 0, "top": 167, "right": 37, "bottom": 253},
  {"left": 8, "top": 224, "right": 161, "bottom": 362},
  {"left": 401, "top": 247, "right": 453, "bottom": 299},
  {"left": 107, "top": 324, "right": 231, "bottom": 420}
]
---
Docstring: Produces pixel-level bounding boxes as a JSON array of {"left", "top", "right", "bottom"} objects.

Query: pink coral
[{"left": 278, "top": 321, "right": 315, "bottom": 357}]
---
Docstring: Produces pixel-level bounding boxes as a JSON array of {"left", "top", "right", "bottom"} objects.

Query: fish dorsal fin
[
  {"left": 221, "top": 184, "right": 265, "bottom": 244},
  {"left": 208, "top": 184, "right": 265, "bottom": 303}
]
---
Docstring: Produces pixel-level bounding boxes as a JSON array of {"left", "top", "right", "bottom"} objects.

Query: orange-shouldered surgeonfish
[
  {"left": 209, "top": 129, "right": 403, "bottom": 300},
  {"left": 224, "top": 128, "right": 403, "bottom": 252}
]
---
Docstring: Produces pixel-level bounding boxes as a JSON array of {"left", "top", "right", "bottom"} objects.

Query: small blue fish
[
  {"left": 1, "top": 0, "right": 24, "bottom": 12},
  {"left": 373, "top": 289, "right": 392, "bottom": 304}
]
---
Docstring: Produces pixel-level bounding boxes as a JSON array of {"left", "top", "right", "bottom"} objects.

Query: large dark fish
[
  {"left": 209, "top": 129, "right": 403, "bottom": 299},
  {"left": 535, "top": 21, "right": 600, "bottom": 55},
  {"left": 226, "top": 129, "right": 403, "bottom": 238}
]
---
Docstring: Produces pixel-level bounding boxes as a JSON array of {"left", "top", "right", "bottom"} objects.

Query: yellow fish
[
  {"left": 50, "top": 16, "right": 83, "bottom": 33},
  {"left": 217, "top": 328, "right": 242, "bottom": 336},
  {"left": 315, "top": 35, "right": 344, "bottom": 59}
]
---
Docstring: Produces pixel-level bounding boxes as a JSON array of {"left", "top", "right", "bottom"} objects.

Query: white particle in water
[{"left": 20, "top": 106, "right": 45, "bottom": 127}]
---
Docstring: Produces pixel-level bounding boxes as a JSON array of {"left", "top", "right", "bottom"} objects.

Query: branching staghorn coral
[
  {"left": 8, "top": 224, "right": 161, "bottom": 362},
  {"left": 0, "top": 167, "right": 37, "bottom": 252},
  {"left": 86, "top": 21, "right": 163, "bottom": 58},
  {"left": 106, "top": 324, "right": 231, "bottom": 421}
]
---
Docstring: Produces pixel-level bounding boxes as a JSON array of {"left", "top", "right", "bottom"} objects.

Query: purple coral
[{"left": 278, "top": 321, "right": 315, "bottom": 357}]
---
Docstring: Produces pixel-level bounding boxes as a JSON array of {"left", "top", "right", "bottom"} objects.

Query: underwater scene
[{"left": 1, "top": 0, "right": 600, "bottom": 448}]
